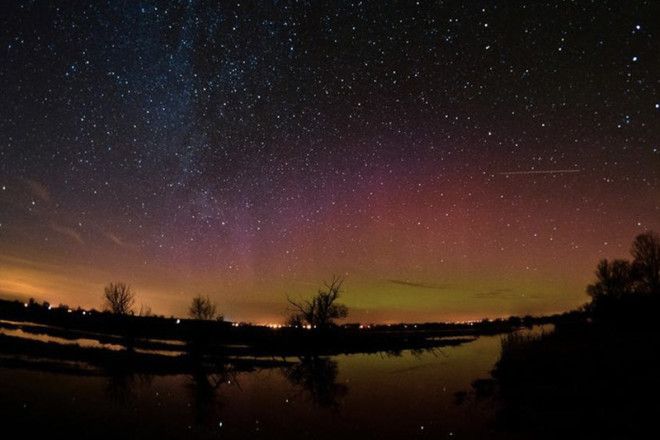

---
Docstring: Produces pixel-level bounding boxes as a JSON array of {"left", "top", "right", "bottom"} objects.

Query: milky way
[{"left": 1, "top": 1, "right": 658, "bottom": 323}]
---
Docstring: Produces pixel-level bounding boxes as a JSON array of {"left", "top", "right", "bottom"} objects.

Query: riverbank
[
  {"left": 0, "top": 298, "right": 560, "bottom": 360},
  {"left": 467, "top": 318, "right": 660, "bottom": 438}
]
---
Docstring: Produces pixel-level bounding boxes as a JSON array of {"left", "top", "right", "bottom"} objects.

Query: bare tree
[
  {"left": 288, "top": 276, "right": 348, "bottom": 328},
  {"left": 103, "top": 282, "right": 135, "bottom": 315},
  {"left": 189, "top": 295, "right": 217, "bottom": 320}
]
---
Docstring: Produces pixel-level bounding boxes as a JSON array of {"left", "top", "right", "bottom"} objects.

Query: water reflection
[
  {"left": 105, "top": 371, "right": 146, "bottom": 403},
  {"left": 285, "top": 356, "right": 348, "bottom": 409},
  {"left": 1, "top": 325, "right": 126, "bottom": 351},
  {"left": 186, "top": 363, "right": 239, "bottom": 428},
  {"left": 0, "top": 333, "right": 509, "bottom": 438}
]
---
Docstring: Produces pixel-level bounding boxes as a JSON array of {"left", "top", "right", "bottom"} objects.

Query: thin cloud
[
  {"left": 473, "top": 288, "right": 514, "bottom": 298},
  {"left": 0, "top": 253, "right": 107, "bottom": 304},
  {"left": 388, "top": 279, "right": 451, "bottom": 290},
  {"left": 51, "top": 224, "right": 84, "bottom": 244},
  {"left": 104, "top": 231, "right": 136, "bottom": 249}
]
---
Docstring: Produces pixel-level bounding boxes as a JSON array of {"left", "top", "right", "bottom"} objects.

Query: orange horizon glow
[{"left": 2, "top": 170, "right": 658, "bottom": 324}]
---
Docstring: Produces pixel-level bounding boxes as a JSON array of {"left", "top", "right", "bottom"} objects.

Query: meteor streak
[{"left": 498, "top": 169, "right": 581, "bottom": 175}]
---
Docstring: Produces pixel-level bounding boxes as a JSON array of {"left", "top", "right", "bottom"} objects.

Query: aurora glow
[{"left": 1, "top": 1, "right": 658, "bottom": 323}]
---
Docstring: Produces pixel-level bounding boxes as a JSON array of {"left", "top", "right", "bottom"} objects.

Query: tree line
[
  {"left": 586, "top": 231, "right": 660, "bottom": 319},
  {"left": 102, "top": 282, "right": 225, "bottom": 321},
  {"left": 102, "top": 275, "right": 348, "bottom": 328}
]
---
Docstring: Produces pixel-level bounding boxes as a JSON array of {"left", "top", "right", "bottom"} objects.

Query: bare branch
[
  {"left": 286, "top": 276, "right": 348, "bottom": 328},
  {"left": 189, "top": 295, "right": 217, "bottom": 320},
  {"left": 103, "top": 282, "right": 135, "bottom": 315}
]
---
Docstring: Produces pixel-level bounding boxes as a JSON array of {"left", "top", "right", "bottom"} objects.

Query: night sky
[{"left": 1, "top": 1, "right": 658, "bottom": 323}]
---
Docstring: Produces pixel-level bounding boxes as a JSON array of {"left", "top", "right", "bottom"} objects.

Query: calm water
[{"left": 0, "top": 330, "right": 542, "bottom": 439}]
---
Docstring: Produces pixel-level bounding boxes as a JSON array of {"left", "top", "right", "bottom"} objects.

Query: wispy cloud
[
  {"left": 104, "top": 231, "right": 136, "bottom": 249},
  {"left": 388, "top": 279, "right": 451, "bottom": 290},
  {"left": 0, "top": 254, "right": 105, "bottom": 303},
  {"left": 51, "top": 224, "right": 84, "bottom": 244}
]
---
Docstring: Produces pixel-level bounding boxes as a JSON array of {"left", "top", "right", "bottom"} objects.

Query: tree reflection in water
[
  {"left": 104, "top": 365, "right": 152, "bottom": 403},
  {"left": 285, "top": 356, "right": 348, "bottom": 409},
  {"left": 186, "top": 362, "right": 239, "bottom": 429}
]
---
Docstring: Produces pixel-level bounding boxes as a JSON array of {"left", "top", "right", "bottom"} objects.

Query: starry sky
[{"left": 0, "top": 1, "right": 658, "bottom": 324}]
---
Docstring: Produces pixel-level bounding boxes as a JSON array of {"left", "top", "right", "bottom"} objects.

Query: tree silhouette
[
  {"left": 631, "top": 231, "right": 660, "bottom": 295},
  {"left": 103, "top": 282, "right": 135, "bottom": 315},
  {"left": 586, "top": 231, "right": 660, "bottom": 321},
  {"left": 285, "top": 313, "right": 305, "bottom": 328},
  {"left": 287, "top": 276, "right": 348, "bottom": 328},
  {"left": 189, "top": 295, "right": 217, "bottom": 320},
  {"left": 586, "top": 259, "right": 634, "bottom": 301}
]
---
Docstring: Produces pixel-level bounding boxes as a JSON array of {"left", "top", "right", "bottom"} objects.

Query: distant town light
[{"left": 176, "top": 319, "right": 181, "bottom": 324}]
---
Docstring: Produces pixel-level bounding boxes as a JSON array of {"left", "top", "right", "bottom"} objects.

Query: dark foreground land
[
  {"left": 4, "top": 297, "right": 660, "bottom": 439},
  {"left": 454, "top": 231, "right": 660, "bottom": 439},
  {"left": 0, "top": 298, "right": 553, "bottom": 376},
  {"left": 463, "top": 303, "right": 660, "bottom": 439}
]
